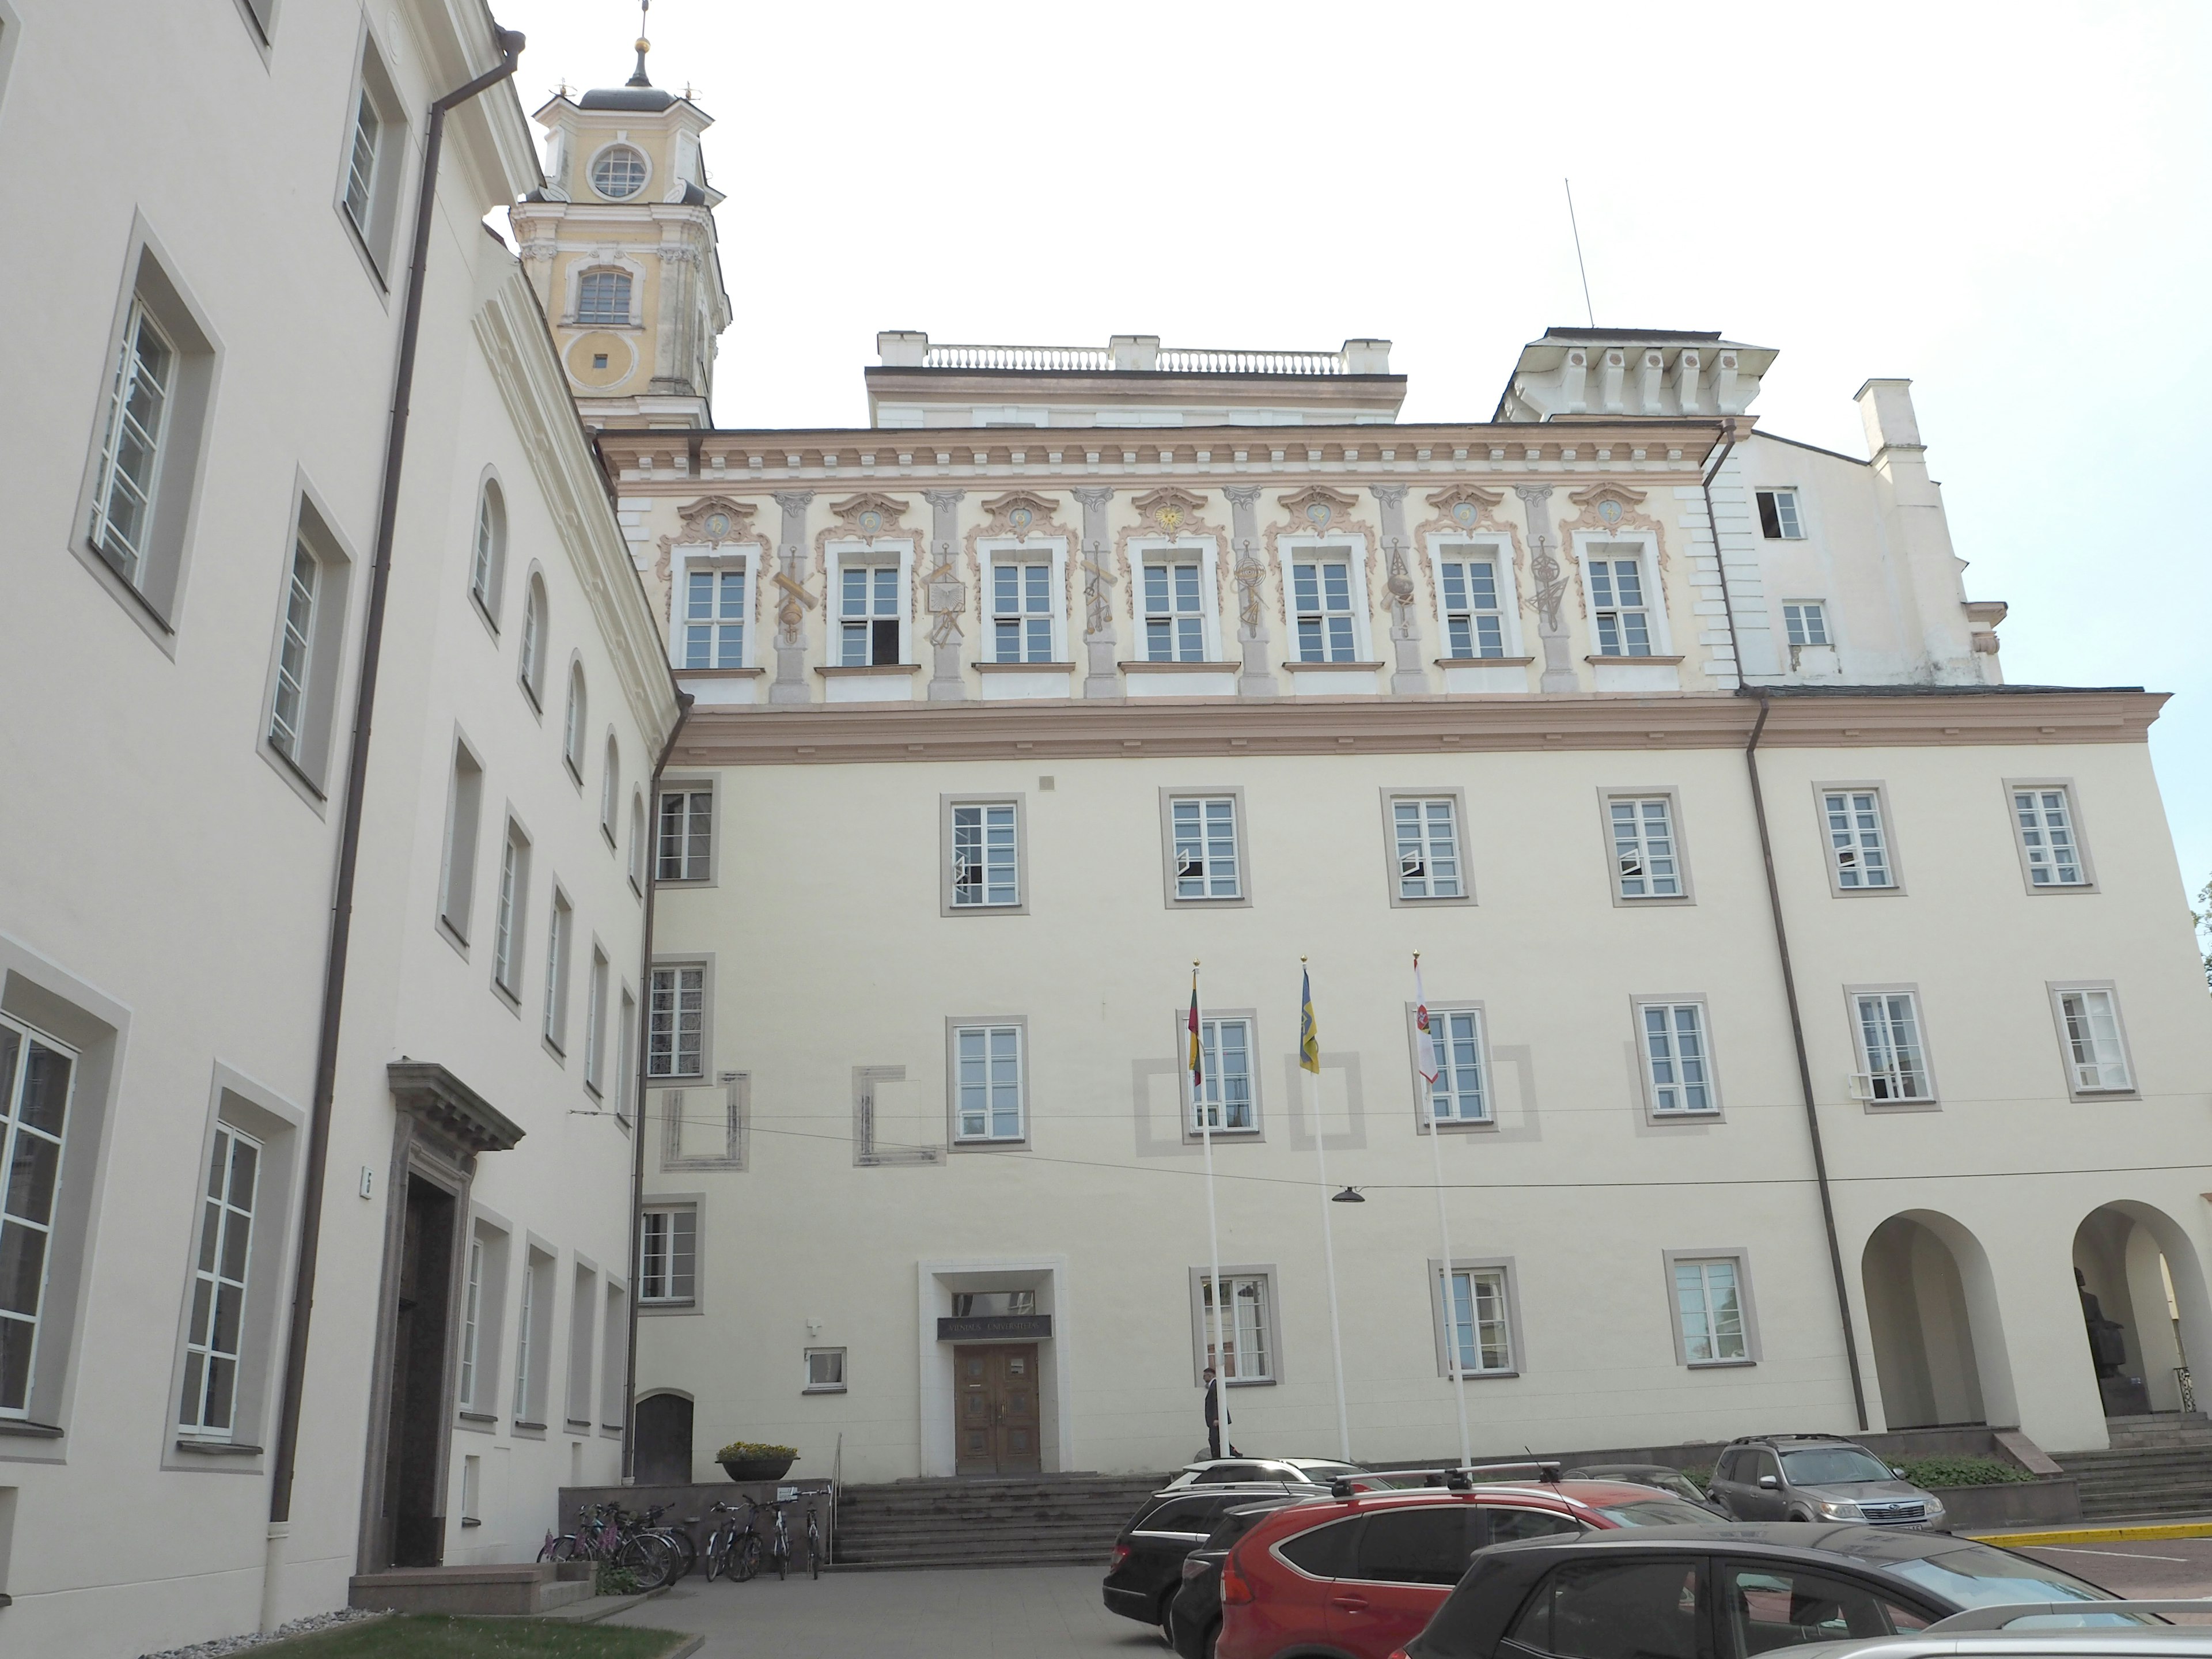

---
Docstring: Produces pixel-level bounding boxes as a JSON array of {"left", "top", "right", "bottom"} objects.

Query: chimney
[
  {"left": 877, "top": 329, "right": 928, "bottom": 367},
  {"left": 1855, "top": 378, "right": 1923, "bottom": 455},
  {"left": 1341, "top": 338, "right": 1392, "bottom": 374},
  {"left": 1108, "top": 335, "right": 1161, "bottom": 371}
]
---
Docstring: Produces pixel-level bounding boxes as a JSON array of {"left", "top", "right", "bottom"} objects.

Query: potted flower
[{"left": 717, "top": 1441, "right": 798, "bottom": 1483}]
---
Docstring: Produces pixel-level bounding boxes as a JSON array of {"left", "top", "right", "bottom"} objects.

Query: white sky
[{"left": 502, "top": 0, "right": 2211, "bottom": 914}]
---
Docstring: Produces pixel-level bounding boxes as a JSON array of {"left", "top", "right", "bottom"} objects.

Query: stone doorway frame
[{"left": 916, "top": 1256, "right": 1072, "bottom": 1478}]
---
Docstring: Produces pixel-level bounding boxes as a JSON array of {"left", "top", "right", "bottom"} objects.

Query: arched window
[
  {"left": 628, "top": 790, "right": 647, "bottom": 894},
  {"left": 519, "top": 573, "right": 548, "bottom": 707},
  {"left": 590, "top": 144, "right": 647, "bottom": 200},
  {"left": 576, "top": 269, "right": 632, "bottom": 327},
  {"left": 601, "top": 735, "right": 620, "bottom": 844},
  {"left": 470, "top": 479, "right": 506, "bottom": 623},
  {"left": 563, "top": 663, "right": 587, "bottom": 781}
]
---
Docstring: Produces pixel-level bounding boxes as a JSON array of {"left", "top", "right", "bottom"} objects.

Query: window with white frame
[
  {"left": 584, "top": 948, "right": 609, "bottom": 1096},
  {"left": 542, "top": 890, "right": 572, "bottom": 1051},
  {"left": 950, "top": 803, "right": 1020, "bottom": 908},
  {"left": 565, "top": 1263, "right": 596, "bottom": 1426},
  {"left": 339, "top": 39, "right": 404, "bottom": 268},
  {"left": 639, "top": 1205, "right": 697, "bottom": 1304},
  {"left": 1672, "top": 1256, "right": 1749, "bottom": 1363},
  {"left": 590, "top": 145, "right": 648, "bottom": 200},
  {"left": 1290, "top": 554, "right": 1358, "bottom": 662},
  {"left": 953, "top": 1024, "right": 1024, "bottom": 1142},
  {"left": 683, "top": 565, "right": 745, "bottom": 669},
  {"left": 1442, "top": 1267, "right": 1513, "bottom": 1374},
  {"left": 342, "top": 84, "right": 382, "bottom": 236},
  {"left": 492, "top": 822, "right": 530, "bottom": 999},
  {"left": 2056, "top": 987, "right": 2132, "bottom": 1093},
  {"left": 1171, "top": 796, "right": 1242, "bottom": 901},
  {"left": 518, "top": 573, "right": 549, "bottom": 707},
  {"left": 1821, "top": 790, "right": 1893, "bottom": 889},
  {"left": 647, "top": 965, "right": 704, "bottom": 1078},
  {"left": 562, "top": 664, "right": 586, "bottom": 781},
  {"left": 656, "top": 786, "right": 711, "bottom": 882},
  {"left": 1141, "top": 555, "right": 1206, "bottom": 662},
  {"left": 471, "top": 480, "right": 506, "bottom": 624},
  {"left": 1438, "top": 550, "right": 1508, "bottom": 659},
  {"left": 457, "top": 1232, "right": 487, "bottom": 1411},
  {"left": 575, "top": 268, "right": 632, "bottom": 326},
  {"left": 513, "top": 1248, "right": 552, "bottom": 1422},
  {"left": 1587, "top": 546, "right": 1653, "bottom": 656},
  {"left": 1609, "top": 796, "right": 1683, "bottom": 899},
  {"left": 88, "top": 297, "right": 177, "bottom": 589},
  {"left": 805, "top": 1347, "right": 847, "bottom": 1392},
  {"left": 1783, "top": 601, "right": 1830, "bottom": 647},
  {"left": 2013, "top": 786, "right": 2088, "bottom": 887},
  {"left": 628, "top": 791, "right": 647, "bottom": 893},
  {"left": 616, "top": 989, "right": 637, "bottom": 1123},
  {"left": 1639, "top": 1002, "right": 1716, "bottom": 1115},
  {"left": 0, "top": 1017, "right": 73, "bottom": 1420},
  {"left": 438, "top": 741, "right": 483, "bottom": 942},
  {"left": 1197, "top": 1272, "right": 1273, "bottom": 1381},
  {"left": 1392, "top": 797, "right": 1464, "bottom": 900},
  {"left": 1192, "top": 1017, "right": 1255, "bottom": 1133},
  {"left": 600, "top": 1283, "right": 626, "bottom": 1425},
  {"left": 600, "top": 736, "right": 620, "bottom": 844},
  {"left": 1427, "top": 1008, "right": 1490, "bottom": 1124},
  {"left": 838, "top": 560, "right": 902, "bottom": 665},
  {"left": 1756, "top": 490, "right": 1804, "bottom": 540},
  {"left": 177, "top": 1123, "right": 258, "bottom": 1438},
  {"left": 1852, "top": 991, "right": 1931, "bottom": 1103},
  {"left": 990, "top": 558, "right": 1054, "bottom": 662},
  {"left": 267, "top": 536, "right": 320, "bottom": 763}
]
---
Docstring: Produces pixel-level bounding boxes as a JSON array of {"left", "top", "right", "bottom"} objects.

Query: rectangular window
[
  {"left": 457, "top": 1234, "right": 485, "bottom": 1411},
  {"left": 1853, "top": 991, "right": 1932, "bottom": 1103},
  {"left": 439, "top": 743, "right": 483, "bottom": 942},
  {"left": 1783, "top": 601, "right": 1830, "bottom": 647},
  {"left": 1439, "top": 555, "right": 1506, "bottom": 659},
  {"left": 1640, "top": 1003, "right": 1717, "bottom": 1115},
  {"left": 1392, "top": 797, "right": 1464, "bottom": 900},
  {"left": 1198, "top": 1272, "right": 1273, "bottom": 1381},
  {"left": 177, "top": 1123, "right": 257, "bottom": 1437},
  {"left": 600, "top": 1283, "right": 626, "bottom": 1427},
  {"left": 647, "top": 965, "right": 704, "bottom": 1078},
  {"left": 2056, "top": 987, "right": 2133, "bottom": 1093},
  {"left": 566, "top": 1264, "right": 596, "bottom": 1426},
  {"left": 639, "top": 1206, "right": 697, "bottom": 1304},
  {"left": 88, "top": 298, "right": 177, "bottom": 589},
  {"left": 950, "top": 803, "right": 1020, "bottom": 908},
  {"left": 1444, "top": 1267, "right": 1513, "bottom": 1374},
  {"left": 616, "top": 989, "right": 637, "bottom": 1123},
  {"left": 1428, "top": 1008, "right": 1490, "bottom": 1124},
  {"left": 1193, "top": 1017, "right": 1255, "bottom": 1133},
  {"left": 338, "top": 39, "right": 404, "bottom": 271},
  {"left": 343, "top": 88, "right": 381, "bottom": 233},
  {"left": 267, "top": 539, "right": 319, "bottom": 760},
  {"left": 1821, "top": 790, "right": 1894, "bottom": 889},
  {"left": 1673, "top": 1257, "right": 1749, "bottom": 1363},
  {"left": 990, "top": 560, "right": 1054, "bottom": 662},
  {"left": 1588, "top": 551, "right": 1652, "bottom": 656},
  {"left": 804, "top": 1347, "right": 847, "bottom": 1392},
  {"left": 1142, "top": 558, "right": 1206, "bottom": 662},
  {"left": 683, "top": 567, "right": 745, "bottom": 669},
  {"left": 1171, "top": 796, "right": 1243, "bottom": 901},
  {"left": 541, "top": 891, "right": 571, "bottom": 1051},
  {"left": 584, "top": 949, "right": 609, "bottom": 1096},
  {"left": 492, "top": 823, "right": 529, "bottom": 999},
  {"left": 1291, "top": 556, "right": 1357, "bottom": 662},
  {"left": 1756, "top": 489, "right": 1804, "bottom": 540},
  {"left": 513, "top": 1248, "right": 551, "bottom": 1423},
  {"left": 953, "top": 1024, "right": 1024, "bottom": 1142},
  {"left": 1609, "top": 796, "right": 1683, "bottom": 899},
  {"left": 656, "top": 787, "right": 711, "bottom": 882},
  {"left": 838, "top": 563, "right": 900, "bottom": 665},
  {"left": 2013, "top": 786, "right": 2089, "bottom": 888}
]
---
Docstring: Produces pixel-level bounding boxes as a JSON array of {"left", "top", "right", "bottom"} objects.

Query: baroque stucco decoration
[
  {"left": 1260, "top": 486, "right": 1379, "bottom": 632},
  {"left": 922, "top": 490, "right": 968, "bottom": 653},
  {"left": 1411, "top": 483, "right": 1525, "bottom": 622},
  {"left": 1111, "top": 486, "right": 1226, "bottom": 615},
  {"left": 963, "top": 491, "right": 1074, "bottom": 637},
  {"left": 664, "top": 495, "right": 771, "bottom": 643},
  {"left": 1556, "top": 481, "right": 1672, "bottom": 619}
]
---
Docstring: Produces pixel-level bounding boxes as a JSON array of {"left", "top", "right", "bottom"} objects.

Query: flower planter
[{"left": 719, "top": 1457, "right": 794, "bottom": 1483}]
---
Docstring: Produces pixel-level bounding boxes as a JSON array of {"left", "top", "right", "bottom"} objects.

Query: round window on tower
[{"left": 591, "top": 144, "right": 649, "bottom": 200}]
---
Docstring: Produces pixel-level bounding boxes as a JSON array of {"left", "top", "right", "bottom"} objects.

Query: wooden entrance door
[{"left": 953, "top": 1343, "right": 1041, "bottom": 1475}]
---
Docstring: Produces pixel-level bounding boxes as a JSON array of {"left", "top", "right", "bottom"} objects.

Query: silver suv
[{"left": 1708, "top": 1433, "right": 1948, "bottom": 1528}]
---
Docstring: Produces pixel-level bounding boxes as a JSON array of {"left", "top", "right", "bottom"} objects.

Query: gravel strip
[{"left": 138, "top": 1605, "right": 389, "bottom": 1659}]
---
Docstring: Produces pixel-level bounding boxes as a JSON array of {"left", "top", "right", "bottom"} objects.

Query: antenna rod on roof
[{"left": 1564, "top": 178, "right": 1594, "bottom": 328}]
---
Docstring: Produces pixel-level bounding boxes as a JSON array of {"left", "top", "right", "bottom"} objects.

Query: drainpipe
[
  {"left": 268, "top": 27, "right": 527, "bottom": 1531},
  {"left": 623, "top": 691, "right": 694, "bottom": 1482}
]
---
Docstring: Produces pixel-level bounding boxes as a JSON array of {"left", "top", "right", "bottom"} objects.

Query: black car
[
  {"left": 1402, "top": 1524, "right": 2141, "bottom": 1659},
  {"left": 1104, "top": 1484, "right": 1323, "bottom": 1635},
  {"left": 1169, "top": 1497, "right": 1318, "bottom": 1659}
]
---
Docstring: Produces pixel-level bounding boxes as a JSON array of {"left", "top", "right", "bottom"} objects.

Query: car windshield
[
  {"left": 1593, "top": 1498, "right": 1725, "bottom": 1527},
  {"left": 1289, "top": 1462, "right": 1362, "bottom": 1481},
  {"left": 1779, "top": 1448, "right": 1896, "bottom": 1484},
  {"left": 1882, "top": 1539, "right": 2154, "bottom": 1626}
]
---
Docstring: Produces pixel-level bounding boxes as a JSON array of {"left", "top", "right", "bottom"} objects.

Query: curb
[
  {"left": 661, "top": 1638, "right": 705, "bottom": 1659},
  {"left": 1966, "top": 1522, "right": 2212, "bottom": 1546}
]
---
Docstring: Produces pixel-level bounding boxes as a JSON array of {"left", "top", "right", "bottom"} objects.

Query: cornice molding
[
  {"left": 387, "top": 1062, "right": 525, "bottom": 1157},
  {"left": 665, "top": 690, "right": 2163, "bottom": 769}
]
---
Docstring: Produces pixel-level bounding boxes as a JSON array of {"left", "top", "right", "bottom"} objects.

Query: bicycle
[
  {"left": 800, "top": 1486, "right": 827, "bottom": 1580},
  {"left": 765, "top": 1484, "right": 832, "bottom": 1581},
  {"left": 702, "top": 1497, "right": 764, "bottom": 1584}
]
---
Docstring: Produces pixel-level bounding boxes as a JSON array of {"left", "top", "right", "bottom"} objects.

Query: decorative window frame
[
  {"left": 1842, "top": 982, "right": 1941, "bottom": 1111},
  {"left": 1425, "top": 1256, "right": 1524, "bottom": 1380},
  {"left": 1157, "top": 786, "right": 1253, "bottom": 910},
  {"left": 1177, "top": 1007, "right": 1266, "bottom": 1144},
  {"left": 1571, "top": 529, "right": 1675, "bottom": 659},
  {"left": 1630, "top": 994, "right": 1725, "bottom": 1123},
  {"left": 976, "top": 535, "right": 1071, "bottom": 665},
  {"left": 1596, "top": 786, "right": 1696, "bottom": 907},
  {"left": 1126, "top": 535, "right": 1226, "bottom": 664},
  {"left": 563, "top": 256, "right": 646, "bottom": 328},
  {"left": 1378, "top": 787, "right": 1476, "bottom": 908},
  {"left": 1425, "top": 534, "right": 1527, "bottom": 661},
  {"left": 823, "top": 536, "right": 916, "bottom": 668},
  {"left": 1810, "top": 780, "right": 1906, "bottom": 897},
  {"left": 658, "top": 1073, "right": 748, "bottom": 1171},
  {"left": 584, "top": 142, "right": 654, "bottom": 204},
  {"left": 939, "top": 794, "right": 1028, "bottom": 917},
  {"left": 1660, "top": 1247, "right": 1762, "bottom": 1368},
  {"left": 2002, "top": 778, "right": 2098, "bottom": 894},
  {"left": 669, "top": 543, "right": 760, "bottom": 673},
  {"left": 1277, "top": 533, "right": 1377, "bottom": 665},
  {"left": 257, "top": 480, "right": 358, "bottom": 809},
  {"left": 1186, "top": 1263, "right": 1281, "bottom": 1387},
  {"left": 944, "top": 1016, "right": 1030, "bottom": 1150},
  {"left": 1406, "top": 1000, "right": 1497, "bottom": 1135},
  {"left": 2046, "top": 980, "right": 2140, "bottom": 1102}
]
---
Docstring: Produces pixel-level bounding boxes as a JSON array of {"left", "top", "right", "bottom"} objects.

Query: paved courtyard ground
[{"left": 2018, "top": 1536, "right": 2212, "bottom": 1601}]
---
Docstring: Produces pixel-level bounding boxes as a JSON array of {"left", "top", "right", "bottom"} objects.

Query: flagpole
[
  {"left": 1416, "top": 953, "right": 1473, "bottom": 1471},
  {"left": 1194, "top": 963, "right": 1229, "bottom": 1450},
  {"left": 1302, "top": 960, "right": 1353, "bottom": 1462}
]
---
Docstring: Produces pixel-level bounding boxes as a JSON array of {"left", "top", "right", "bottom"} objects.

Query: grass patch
[
  {"left": 1895, "top": 1454, "right": 2036, "bottom": 1487},
  {"left": 253, "top": 1615, "right": 690, "bottom": 1658}
]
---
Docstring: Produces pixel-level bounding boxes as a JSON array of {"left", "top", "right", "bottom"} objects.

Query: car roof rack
[
  {"left": 1327, "top": 1460, "right": 1563, "bottom": 1499},
  {"left": 1727, "top": 1433, "right": 1857, "bottom": 1445},
  {"left": 1929, "top": 1600, "right": 2212, "bottom": 1631}
]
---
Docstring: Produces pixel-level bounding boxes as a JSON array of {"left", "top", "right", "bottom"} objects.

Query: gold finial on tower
[{"left": 626, "top": 0, "right": 652, "bottom": 88}]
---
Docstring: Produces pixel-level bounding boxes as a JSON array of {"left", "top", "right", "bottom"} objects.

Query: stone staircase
[
  {"left": 2058, "top": 1414, "right": 2212, "bottom": 1521},
  {"left": 832, "top": 1472, "right": 1168, "bottom": 1571}
]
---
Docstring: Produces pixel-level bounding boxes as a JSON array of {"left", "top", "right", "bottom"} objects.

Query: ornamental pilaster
[
  {"left": 770, "top": 491, "right": 816, "bottom": 703},
  {"left": 923, "top": 490, "right": 967, "bottom": 702},
  {"left": 1516, "top": 484, "right": 1576, "bottom": 691},
  {"left": 1224, "top": 486, "right": 1274, "bottom": 699},
  {"left": 1371, "top": 484, "right": 1426, "bottom": 694},
  {"left": 1073, "top": 487, "right": 1118, "bottom": 699}
]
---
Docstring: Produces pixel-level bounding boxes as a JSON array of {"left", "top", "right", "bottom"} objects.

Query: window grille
[
  {"left": 1445, "top": 1268, "right": 1512, "bottom": 1373},
  {"left": 592, "top": 146, "right": 647, "bottom": 199},
  {"left": 2058, "top": 988, "right": 2131, "bottom": 1092},
  {"left": 493, "top": 828, "right": 528, "bottom": 995},
  {"left": 1198, "top": 1274, "right": 1272, "bottom": 1381},
  {"left": 656, "top": 789, "right": 711, "bottom": 881},
  {"left": 1192, "top": 1017, "right": 1255, "bottom": 1132},
  {"left": 1756, "top": 489, "right": 1804, "bottom": 539},
  {"left": 1783, "top": 601, "right": 1830, "bottom": 647},
  {"left": 576, "top": 269, "right": 632, "bottom": 326},
  {"left": 1429, "top": 1009, "right": 1489, "bottom": 1123},
  {"left": 343, "top": 89, "right": 381, "bottom": 231}
]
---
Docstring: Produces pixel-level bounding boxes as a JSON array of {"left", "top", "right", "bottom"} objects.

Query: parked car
[
  {"left": 1171, "top": 1499, "right": 1323, "bottom": 1659},
  {"left": 1397, "top": 1524, "right": 2146, "bottom": 1659},
  {"left": 1784, "top": 1629, "right": 2212, "bottom": 1659},
  {"left": 1165, "top": 1457, "right": 1370, "bottom": 1490},
  {"left": 1709, "top": 1435, "right": 1948, "bottom": 1529},
  {"left": 1563, "top": 1463, "right": 1729, "bottom": 1515},
  {"left": 1105, "top": 1483, "right": 1326, "bottom": 1637},
  {"left": 1215, "top": 1478, "right": 1723, "bottom": 1659}
]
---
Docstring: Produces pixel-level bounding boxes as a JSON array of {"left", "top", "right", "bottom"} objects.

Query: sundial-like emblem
[
  {"left": 1157, "top": 505, "right": 1183, "bottom": 531},
  {"left": 1305, "top": 502, "right": 1332, "bottom": 528},
  {"left": 1597, "top": 498, "right": 1624, "bottom": 527},
  {"left": 858, "top": 507, "right": 885, "bottom": 534},
  {"left": 1009, "top": 506, "right": 1033, "bottom": 533},
  {"left": 704, "top": 511, "right": 732, "bottom": 539},
  {"left": 1452, "top": 501, "right": 1478, "bottom": 527}
]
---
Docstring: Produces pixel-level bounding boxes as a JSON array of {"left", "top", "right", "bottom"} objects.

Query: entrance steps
[
  {"left": 833, "top": 1472, "right": 1168, "bottom": 1571},
  {"left": 348, "top": 1561, "right": 593, "bottom": 1615},
  {"left": 2058, "top": 1415, "right": 2212, "bottom": 1521}
]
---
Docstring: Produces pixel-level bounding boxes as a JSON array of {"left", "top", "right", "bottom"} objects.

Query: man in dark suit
[{"left": 1203, "top": 1367, "right": 1240, "bottom": 1459}]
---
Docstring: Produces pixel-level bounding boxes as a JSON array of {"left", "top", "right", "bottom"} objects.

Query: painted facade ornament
[
  {"left": 925, "top": 541, "right": 965, "bottom": 647},
  {"left": 825, "top": 491, "right": 910, "bottom": 544},
  {"left": 1112, "top": 487, "right": 1226, "bottom": 622},
  {"left": 973, "top": 490, "right": 1067, "bottom": 546},
  {"left": 675, "top": 494, "right": 757, "bottom": 548},
  {"left": 1384, "top": 537, "right": 1417, "bottom": 631},
  {"left": 1081, "top": 543, "right": 1116, "bottom": 637},
  {"left": 1233, "top": 540, "right": 1267, "bottom": 631},
  {"left": 1410, "top": 483, "right": 1521, "bottom": 626}
]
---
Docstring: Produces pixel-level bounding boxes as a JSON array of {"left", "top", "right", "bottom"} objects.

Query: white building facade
[{"left": 0, "top": 5, "right": 677, "bottom": 1653}]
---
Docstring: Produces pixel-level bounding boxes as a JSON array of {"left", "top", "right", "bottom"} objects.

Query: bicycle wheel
[
  {"left": 701, "top": 1525, "right": 729, "bottom": 1583},
  {"left": 808, "top": 1521, "right": 821, "bottom": 1580},
  {"left": 536, "top": 1533, "right": 574, "bottom": 1564},
  {"left": 772, "top": 1527, "right": 787, "bottom": 1581},
  {"left": 616, "top": 1532, "right": 677, "bottom": 1591},
  {"left": 661, "top": 1526, "right": 698, "bottom": 1582}
]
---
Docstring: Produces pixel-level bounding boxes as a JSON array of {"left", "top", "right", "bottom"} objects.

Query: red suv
[{"left": 1218, "top": 1477, "right": 1717, "bottom": 1659}]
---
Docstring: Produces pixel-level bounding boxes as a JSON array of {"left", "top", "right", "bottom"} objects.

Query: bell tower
[{"left": 512, "top": 5, "right": 729, "bottom": 430}]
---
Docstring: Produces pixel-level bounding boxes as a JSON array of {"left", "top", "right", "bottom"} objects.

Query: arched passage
[
  {"left": 2072, "top": 1202, "right": 2212, "bottom": 1419},
  {"left": 1861, "top": 1210, "right": 2020, "bottom": 1430},
  {"left": 633, "top": 1391, "right": 695, "bottom": 1486}
]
